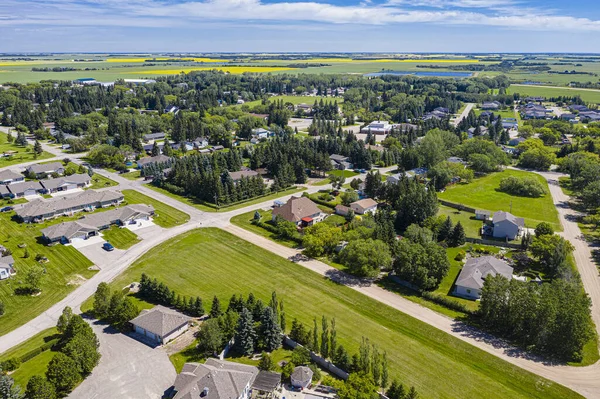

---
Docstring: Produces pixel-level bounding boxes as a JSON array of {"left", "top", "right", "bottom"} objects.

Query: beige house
[
  {"left": 350, "top": 198, "right": 378, "bottom": 215},
  {"left": 272, "top": 196, "right": 324, "bottom": 227},
  {"left": 130, "top": 305, "right": 191, "bottom": 345}
]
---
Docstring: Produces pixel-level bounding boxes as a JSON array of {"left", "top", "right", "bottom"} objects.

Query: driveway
[
  {"left": 68, "top": 320, "right": 176, "bottom": 399},
  {"left": 68, "top": 235, "right": 105, "bottom": 250},
  {"left": 77, "top": 243, "right": 124, "bottom": 266}
]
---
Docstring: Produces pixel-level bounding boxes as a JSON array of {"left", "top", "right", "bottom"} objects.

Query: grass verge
[
  {"left": 101, "top": 226, "right": 140, "bottom": 249},
  {"left": 122, "top": 189, "right": 189, "bottom": 228}
]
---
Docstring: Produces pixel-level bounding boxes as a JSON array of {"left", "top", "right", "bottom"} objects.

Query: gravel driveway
[{"left": 68, "top": 320, "right": 176, "bottom": 399}]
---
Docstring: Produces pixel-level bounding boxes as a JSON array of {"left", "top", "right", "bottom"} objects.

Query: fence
[
  {"left": 465, "top": 237, "right": 522, "bottom": 249},
  {"left": 438, "top": 199, "right": 477, "bottom": 213},
  {"left": 283, "top": 336, "right": 349, "bottom": 380}
]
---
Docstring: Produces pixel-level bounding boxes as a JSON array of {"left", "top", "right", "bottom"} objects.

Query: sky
[{"left": 1, "top": 0, "right": 600, "bottom": 53}]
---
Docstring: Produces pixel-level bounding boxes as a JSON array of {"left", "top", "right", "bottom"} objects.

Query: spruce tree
[
  {"left": 234, "top": 307, "right": 256, "bottom": 356},
  {"left": 151, "top": 141, "right": 160, "bottom": 156},
  {"left": 210, "top": 296, "right": 223, "bottom": 318},
  {"left": 260, "top": 307, "right": 282, "bottom": 352},
  {"left": 450, "top": 221, "right": 466, "bottom": 247},
  {"left": 438, "top": 216, "right": 454, "bottom": 242}
]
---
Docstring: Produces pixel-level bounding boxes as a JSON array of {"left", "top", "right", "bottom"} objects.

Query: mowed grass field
[
  {"left": 121, "top": 189, "right": 189, "bottom": 228},
  {"left": 438, "top": 169, "right": 561, "bottom": 231},
  {"left": 0, "top": 212, "right": 95, "bottom": 336},
  {"left": 509, "top": 84, "right": 600, "bottom": 105},
  {"left": 0, "top": 132, "right": 53, "bottom": 167},
  {"left": 87, "top": 173, "right": 118, "bottom": 190},
  {"left": 106, "top": 228, "right": 580, "bottom": 399},
  {"left": 101, "top": 226, "right": 140, "bottom": 250}
]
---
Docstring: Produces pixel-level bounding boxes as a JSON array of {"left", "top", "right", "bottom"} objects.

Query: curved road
[{"left": 1, "top": 142, "right": 600, "bottom": 397}]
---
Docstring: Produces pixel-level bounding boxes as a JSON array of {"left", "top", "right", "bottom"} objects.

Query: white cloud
[{"left": 1, "top": 0, "right": 599, "bottom": 32}]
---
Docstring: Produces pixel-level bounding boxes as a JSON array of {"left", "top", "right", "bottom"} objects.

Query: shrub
[
  {"left": 0, "top": 301, "right": 4, "bottom": 316},
  {"left": 421, "top": 291, "right": 473, "bottom": 314},
  {"left": 498, "top": 176, "right": 545, "bottom": 197},
  {"left": 454, "top": 251, "right": 466, "bottom": 261},
  {"left": 0, "top": 357, "right": 21, "bottom": 372}
]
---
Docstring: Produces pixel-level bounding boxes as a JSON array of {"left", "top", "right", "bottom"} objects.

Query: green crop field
[
  {"left": 438, "top": 169, "right": 561, "bottom": 231},
  {"left": 0, "top": 212, "right": 95, "bottom": 336},
  {"left": 509, "top": 85, "right": 600, "bottom": 105},
  {"left": 0, "top": 132, "right": 54, "bottom": 167},
  {"left": 103, "top": 228, "right": 580, "bottom": 399},
  {"left": 121, "top": 189, "right": 189, "bottom": 228}
]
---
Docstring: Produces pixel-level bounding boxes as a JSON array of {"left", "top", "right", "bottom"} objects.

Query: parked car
[
  {"left": 102, "top": 242, "right": 115, "bottom": 251},
  {"left": 0, "top": 206, "right": 13, "bottom": 213}
]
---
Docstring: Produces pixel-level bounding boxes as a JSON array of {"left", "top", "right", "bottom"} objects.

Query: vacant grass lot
[
  {"left": 147, "top": 185, "right": 306, "bottom": 212},
  {"left": 509, "top": 84, "right": 600, "bottom": 105},
  {"left": 0, "top": 212, "right": 94, "bottom": 336},
  {"left": 438, "top": 169, "right": 561, "bottom": 231},
  {"left": 104, "top": 228, "right": 580, "bottom": 399},
  {"left": 101, "top": 226, "right": 140, "bottom": 249},
  {"left": 437, "top": 205, "right": 483, "bottom": 238},
  {"left": 121, "top": 189, "right": 189, "bottom": 228},
  {"left": 0, "top": 132, "right": 53, "bottom": 167},
  {"left": 119, "top": 170, "right": 141, "bottom": 180},
  {"left": 88, "top": 173, "right": 118, "bottom": 190},
  {"left": 230, "top": 210, "right": 300, "bottom": 249}
]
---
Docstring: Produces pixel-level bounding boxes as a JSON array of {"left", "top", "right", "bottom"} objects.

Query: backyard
[
  {"left": 122, "top": 189, "right": 189, "bottom": 228},
  {"left": 101, "top": 228, "right": 580, "bottom": 399},
  {"left": 438, "top": 169, "right": 561, "bottom": 231}
]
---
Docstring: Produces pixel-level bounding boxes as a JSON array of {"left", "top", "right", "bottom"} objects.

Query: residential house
[
  {"left": 143, "top": 143, "right": 164, "bottom": 154},
  {"left": 387, "top": 168, "right": 428, "bottom": 184},
  {"left": 228, "top": 170, "right": 260, "bottom": 183},
  {"left": 334, "top": 204, "right": 351, "bottom": 216},
  {"left": 142, "top": 132, "right": 166, "bottom": 142},
  {"left": 7, "top": 181, "right": 44, "bottom": 198},
  {"left": 508, "top": 137, "right": 525, "bottom": 147},
  {"left": 360, "top": 120, "right": 393, "bottom": 135},
  {"left": 570, "top": 105, "right": 589, "bottom": 113},
  {"left": 170, "top": 359, "right": 259, "bottom": 399},
  {"left": 467, "top": 126, "right": 489, "bottom": 138},
  {"left": 0, "top": 185, "right": 10, "bottom": 198},
  {"left": 25, "top": 162, "right": 65, "bottom": 178},
  {"left": 252, "top": 128, "right": 271, "bottom": 140},
  {"left": 455, "top": 256, "right": 513, "bottom": 299},
  {"left": 15, "top": 190, "right": 124, "bottom": 223},
  {"left": 329, "top": 154, "right": 353, "bottom": 170},
  {"left": 130, "top": 305, "right": 191, "bottom": 345},
  {"left": 191, "top": 137, "right": 209, "bottom": 149},
  {"left": 295, "top": 103, "right": 313, "bottom": 113},
  {"left": 123, "top": 79, "right": 156, "bottom": 85},
  {"left": 210, "top": 145, "right": 225, "bottom": 152},
  {"left": 40, "top": 204, "right": 154, "bottom": 244},
  {"left": 560, "top": 113, "right": 577, "bottom": 122},
  {"left": 350, "top": 198, "right": 378, "bottom": 215},
  {"left": 447, "top": 156, "right": 466, "bottom": 165},
  {"left": 40, "top": 174, "right": 91, "bottom": 194},
  {"left": 0, "top": 169, "right": 24, "bottom": 185},
  {"left": 290, "top": 366, "right": 313, "bottom": 389},
  {"left": 272, "top": 196, "right": 324, "bottom": 227},
  {"left": 481, "top": 101, "right": 501, "bottom": 110},
  {"left": 251, "top": 370, "right": 282, "bottom": 397},
  {"left": 170, "top": 142, "right": 194, "bottom": 152},
  {"left": 0, "top": 255, "right": 15, "bottom": 280},
  {"left": 137, "top": 155, "right": 172, "bottom": 169},
  {"left": 492, "top": 211, "right": 524, "bottom": 240}
]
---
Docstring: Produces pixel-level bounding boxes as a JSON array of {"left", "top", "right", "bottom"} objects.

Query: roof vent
[{"left": 201, "top": 387, "right": 209, "bottom": 397}]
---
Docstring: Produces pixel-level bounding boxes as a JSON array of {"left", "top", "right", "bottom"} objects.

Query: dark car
[
  {"left": 102, "top": 242, "right": 115, "bottom": 251},
  {"left": 0, "top": 206, "right": 13, "bottom": 213}
]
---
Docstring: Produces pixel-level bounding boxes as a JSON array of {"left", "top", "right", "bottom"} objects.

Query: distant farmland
[{"left": 509, "top": 84, "right": 600, "bottom": 104}]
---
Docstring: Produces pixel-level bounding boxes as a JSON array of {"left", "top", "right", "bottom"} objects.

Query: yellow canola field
[
  {"left": 366, "top": 59, "right": 480, "bottom": 63},
  {"left": 107, "top": 57, "right": 229, "bottom": 63},
  {"left": 142, "top": 66, "right": 293, "bottom": 74}
]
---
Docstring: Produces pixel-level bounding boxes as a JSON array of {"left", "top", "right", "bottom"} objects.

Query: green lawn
[
  {"left": 121, "top": 189, "right": 189, "bottom": 228},
  {"left": 438, "top": 169, "right": 562, "bottom": 231},
  {"left": 0, "top": 212, "right": 95, "bottom": 337},
  {"left": 147, "top": 184, "right": 306, "bottom": 213},
  {"left": 101, "top": 226, "right": 140, "bottom": 249},
  {"left": 119, "top": 170, "right": 141, "bottom": 180},
  {"left": 0, "top": 327, "right": 59, "bottom": 362},
  {"left": 559, "top": 177, "right": 575, "bottom": 197},
  {"left": 88, "top": 173, "right": 118, "bottom": 190},
  {"left": 509, "top": 85, "right": 600, "bottom": 105},
  {"left": 102, "top": 228, "right": 581, "bottom": 399},
  {"left": 437, "top": 205, "right": 483, "bottom": 238},
  {"left": 0, "top": 132, "right": 53, "bottom": 167},
  {"left": 169, "top": 341, "right": 206, "bottom": 373},
  {"left": 328, "top": 169, "right": 359, "bottom": 178},
  {"left": 230, "top": 210, "right": 300, "bottom": 249}
]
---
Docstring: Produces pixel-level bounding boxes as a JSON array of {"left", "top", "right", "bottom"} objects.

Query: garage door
[
  {"left": 71, "top": 235, "right": 86, "bottom": 242},
  {"left": 66, "top": 184, "right": 77, "bottom": 190},
  {"left": 24, "top": 189, "right": 37, "bottom": 196}
]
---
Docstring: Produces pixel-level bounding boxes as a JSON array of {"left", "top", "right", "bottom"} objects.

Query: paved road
[
  {"left": 511, "top": 84, "right": 600, "bottom": 93},
  {"left": 452, "top": 103, "right": 474, "bottom": 127},
  {"left": 68, "top": 320, "right": 176, "bottom": 399}
]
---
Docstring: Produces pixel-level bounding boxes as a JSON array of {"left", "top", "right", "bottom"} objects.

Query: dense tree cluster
[
  {"left": 498, "top": 175, "right": 546, "bottom": 197},
  {"left": 137, "top": 274, "right": 205, "bottom": 317}
]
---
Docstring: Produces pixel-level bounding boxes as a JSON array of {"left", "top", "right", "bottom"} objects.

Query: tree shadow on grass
[{"left": 324, "top": 269, "right": 373, "bottom": 288}]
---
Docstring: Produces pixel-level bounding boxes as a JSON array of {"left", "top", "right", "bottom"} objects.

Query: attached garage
[{"left": 130, "top": 305, "right": 192, "bottom": 346}]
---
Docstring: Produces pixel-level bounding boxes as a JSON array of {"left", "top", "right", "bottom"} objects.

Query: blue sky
[{"left": 2, "top": 0, "right": 600, "bottom": 53}]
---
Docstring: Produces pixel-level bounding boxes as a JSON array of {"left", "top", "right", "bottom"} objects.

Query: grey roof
[
  {"left": 329, "top": 154, "right": 349, "bottom": 163},
  {"left": 40, "top": 174, "right": 90, "bottom": 191},
  {"left": 0, "top": 255, "right": 14, "bottom": 266},
  {"left": 0, "top": 169, "right": 23, "bottom": 182},
  {"left": 0, "top": 185, "right": 9, "bottom": 196},
  {"left": 7, "top": 180, "right": 44, "bottom": 195},
  {"left": 41, "top": 221, "right": 99, "bottom": 241},
  {"left": 173, "top": 359, "right": 258, "bottom": 399},
  {"left": 456, "top": 256, "right": 513, "bottom": 290},
  {"left": 137, "top": 155, "right": 172, "bottom": 167},
  {"left": 228, "top": 170, "right": 259, "bottom": 181},
  {"left": 475, "top": 209, "right": 491, "bottom": 216},
  {"left": 143, "top": 132, "right": 166, "bottom": 140},
  {"left": 252, "top": 370, "right": 281, "bottom": 392},
  {"left": 130, "top": 305, "right": 191, "bottom": 338},
  {"left": 15, "top": 190, "right": 124, "bottom": 220},
  {"left": 26, "top": 162, "right": 64, "bottom": 174},
  {"left": 492, "top": 211, "right": 525, "bottom": 228},
  {"left": 291, "top": 366, "right": 313, "bottom": 384}
]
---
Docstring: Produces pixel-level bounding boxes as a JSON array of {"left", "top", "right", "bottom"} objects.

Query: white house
[
  {"left": 360, "top": 120, "right": 393, "bottom": 135},
  {"left": 455, "top": 256, "right": 513, "bottom": 299},
  {"left": 492, "top": 211, "right": 524, "bottom": 240},
  {"left": 252, "top": 128, "right": 271, "bottom": 140},
  {"left": 350, "top": 198, "right": 378, "bottom": 215},
  {"left": 130, "top": 305, "right": 191, "bottom": 345},
  {"left": 0, "top": 255, "right": 15, "bottom": 280}
]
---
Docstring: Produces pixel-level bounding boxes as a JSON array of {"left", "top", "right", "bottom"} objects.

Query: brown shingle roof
[{"left": 272, "top": 196, "right": 321, "bottom": 223}]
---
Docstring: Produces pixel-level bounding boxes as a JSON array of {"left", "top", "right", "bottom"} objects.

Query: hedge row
[
  {"left": 20, "top": 338, "right": 59, "bottom": 363},
  {"left": 420, "top": 291, "right": 474, "bottom": 315}
]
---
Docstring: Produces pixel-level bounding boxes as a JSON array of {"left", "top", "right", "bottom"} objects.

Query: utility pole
[{"left": 214, "top": 193, "right": 219, "bottom": 212}]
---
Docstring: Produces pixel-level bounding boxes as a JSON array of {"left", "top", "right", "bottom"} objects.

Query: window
[{"left": 466, "top": 289, "right": 471, "bottom": 294}]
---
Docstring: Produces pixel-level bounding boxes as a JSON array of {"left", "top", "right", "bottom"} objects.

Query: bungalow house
[
  {"left": 570, "top": 105, "right": 589, "bottom": 113},
  {"left": 25, "top": 162, "right": 65, "bottom": 178},
  {"left": 137, "top": 154, "right": 172, "bottom": 169},
  {"left": 143, "top": 143, "right": 164, "bottom": 154},
  {"left": 560, "top": 113, "right": 577, "bottom": 122},
  {"left": 210, "top": 145, "right": 225, "bottom": 152},
  {"left": 335, "top": 204, "right": 351, "bottom": 216},
  {"left": 15, "top": 189, "right": 124, "bottom": 223},
  {"left": 41, "top": 221, "right": 100, "bottom": 244},
  {"left": 40, "top": 173, "right": 91, "bottom": 194},
  {"left": 171, "top": 142, "right": 194, "bottom": 152},
  {"left": 290, "top": 366, "right": 313, "bottom": 389},
  {"left": 272, "top": 196, "right": 324, "bottom": 227},
  {"left": 191, "top": 137, "right": 209, "bottom": 149},
  {"left": 0, "top": 255, "right": 15, "bottom": 280},
  {"left": 130, "top": 305, "right": 191, "bottom": 345},
  {"left": 447, "top": 156, "right": 466, "bottom": 165},
  {"left": 252, "top": 128, "right": 271, "bottom": 140},
  {"left": 164, "top": 105, "right": 180, "bottom": 114},
  {"left": 170, "top": 359, "right": 259, "bottom": 399},
  {"left": 481, "top": 101, "right": 501, "bottom": 110},
  {"left": 329, "top": 154, "right": 353, "bottom": 170},
  {"left": 361, "top": 120, "right": 393, "bottom": 135},
  {"left": 7, "top": 181, "right": 44, "bottom": 198},
  {"left": 0, "top": 169, "right": 24, "bottom": 185},
  {"left": 387, "top": 168, "right": 428, "bottom": 184},
  {"left": 492, "top": 211, "right": 524, "bottom": 240},
  {"left": 350, "top": 198, "right": 378, "bottom": 215},
  {"left": 142, "top": 132, "right": 166, "bottom": 142},
  {"left": 228, "top": 170, "right": 260, "bottom": 183},
  {"left": 296, "top": 103, "right": 313, "bottom": 113},
  {"left": 467, "top": 126, "right": 489, "bottom": 138},
  {"left": 0, "top": 185, "right": 11, "bottom": 198},
  {"left": 455, "top": 256, "right": 513, "bottom": 299}
]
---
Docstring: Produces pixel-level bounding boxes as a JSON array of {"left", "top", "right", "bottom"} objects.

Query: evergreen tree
[
  {"left": 381, "top": 352, "right": 389, "bottom": 390},
  {"left": 25, "top": 376, "right": 56, "bottom": 399},
  {"left": 45, "top": 353, "right": 82, "bottom": 395},
  {"left": 0, "top": 367, "right": 22, "bottom": 399},
  {"left": 194, "top": 296, "right": 205, "bottom": 317},
  {"left": 438, "top": 216, "right": 454, "bottom": 242},
  {"left": 234, "top": 307, "right": 256, "bottom": 356},
  {"left": 329, "top": 318, "right": 337, "bottom": 362},
  {"left": 312, "top": 317, "right": 319, "bottom": 353},
  {"left": 258, "top": 352, "right": 274, "bottom": 371},
  {"left": 450, "top": 221, "right": 466, "bottom": 247},
  {"left": 279, "top": 300, "right": 286, "bottom": 332},
  {"left": 33, "top": 140, "right": 43, "bottom": 157},
  {"left": 320, "top": 316, "right": 329, "bottom": 358},
  {"left": 151, "top": 141, "right": 160, "bottom": 156},
  {"left": 260, "top": 307, "right": 282, "bottom": 352},
  {"left": 210, "top": 296, "right": 223, "bottom": 318}
]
